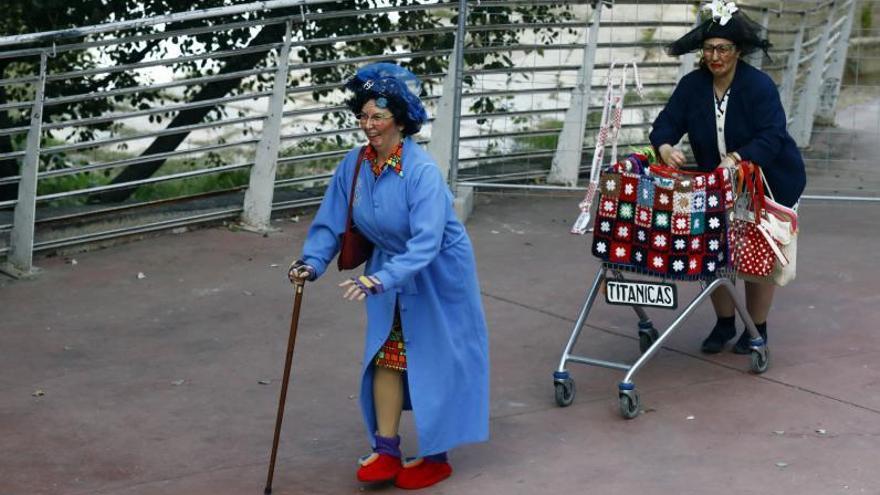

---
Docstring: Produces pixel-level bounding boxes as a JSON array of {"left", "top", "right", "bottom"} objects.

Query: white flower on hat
[{"left": 703, "top": 0, "right": 738, "bottom": 26}]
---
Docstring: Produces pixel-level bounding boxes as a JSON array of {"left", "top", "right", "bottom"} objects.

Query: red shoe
[
  {"left": 394, "top": 457, "right": 453, "bottom": 490},
  {"left": 356, "top": 453, "right": 402, "bottom": 483}
]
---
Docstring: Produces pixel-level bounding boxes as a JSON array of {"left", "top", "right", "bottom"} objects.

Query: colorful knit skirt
[{"left": 374, "top": 307, "right": 407, "bottom": 371}]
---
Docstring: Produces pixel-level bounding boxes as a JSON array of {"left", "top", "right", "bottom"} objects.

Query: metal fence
[{"left": 0, "top": 0, "right": 867, "bottom": 277}]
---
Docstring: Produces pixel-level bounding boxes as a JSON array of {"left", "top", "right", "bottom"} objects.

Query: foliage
[
  {"left": 860, "top": 3, "right": 873, "bottom": 32},
  {"left": 513, "top": 118, "right": 562, "bottom": 152},
  {"left": 0, "top": 0, "right": 577, "bottom": 201}
]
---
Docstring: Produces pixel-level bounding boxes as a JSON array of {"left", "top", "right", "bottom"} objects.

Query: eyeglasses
[
  {"left": 356, "top": 112, "right": 393, "bottom": 125},
  {"left": 701, "top": 43, "right": 736, "bottom": 56}
]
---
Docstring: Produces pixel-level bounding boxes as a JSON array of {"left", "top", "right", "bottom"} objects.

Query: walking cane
[{"left": 264, "top": 277, "right": 306, "bottom": 494}]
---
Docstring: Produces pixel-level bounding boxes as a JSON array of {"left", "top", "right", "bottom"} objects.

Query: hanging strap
[
  {"left": 610, "top": 62, "right": 643, "bottom": 166},
  {"left": 345, "top": 146, "right": 368, "bottom": 235},
  {"left": 734, "top": 160, "right": 764, "bottom": 220},
  {"left": 757, "top": 166, "right": 798, "bottom": 231},
  {"left": 571, "top": 61, "right": 643, "bottom": 235},
  {"left": 756, "top": 222, "right": 790, "bottom": 266}
]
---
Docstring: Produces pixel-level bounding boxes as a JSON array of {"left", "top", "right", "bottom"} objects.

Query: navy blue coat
[{"left": 650, "top": 62, "right": 806, "bottom": 207}]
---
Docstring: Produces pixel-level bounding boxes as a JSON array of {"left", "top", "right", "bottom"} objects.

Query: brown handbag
[{"left": 337, "top": 146, "right": 374, "bottom": 270}]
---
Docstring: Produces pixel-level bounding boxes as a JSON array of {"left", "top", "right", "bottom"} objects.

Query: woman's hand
[
  {"left": 288, "top": 260, "right": 316, "bottom": 284},
  {"left": 658, "top": 143, "right": 685, "bottom": 168},
  {"left": 339, "top": 275, "right": 384, "bottom": 301},
  {"left": 717, "top": 152, "right": 740, "bottom": 170}
]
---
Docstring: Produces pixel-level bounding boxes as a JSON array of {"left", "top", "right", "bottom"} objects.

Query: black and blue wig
[{"left": 344, "top": 62, "right": 429, "bottom": 136}]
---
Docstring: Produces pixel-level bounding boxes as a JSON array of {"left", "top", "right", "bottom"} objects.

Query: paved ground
[{"left": 2, "top": 190, "right": 878, "bottom": 495}]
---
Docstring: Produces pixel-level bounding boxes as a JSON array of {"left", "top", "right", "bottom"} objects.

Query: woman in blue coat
[
  {"left": 288, "top": 63, "right": 489, "bottom": 490},
  {"left": 650, "top": 1, "right": 806, "bottom": 354}
]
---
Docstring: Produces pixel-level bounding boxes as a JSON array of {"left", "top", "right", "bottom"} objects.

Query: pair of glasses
[
  {"left": 701, "top": 43, "right": 736, "bottom": 56},
  {"left": 356, "top": 112, "right": 393, "bottom": 125}
]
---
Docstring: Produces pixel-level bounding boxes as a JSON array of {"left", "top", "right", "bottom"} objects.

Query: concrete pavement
[{"left": 1, "top": 194, "right": 878, "bottom": 495}]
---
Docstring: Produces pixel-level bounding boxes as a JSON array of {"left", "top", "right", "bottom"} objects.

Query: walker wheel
[
  {"left": 618, "top": 390, "right": 640, "bottom": 419},
  {"left": 750, "top": 348, "right": 769, "bottom": 374},
  {"left": 638, "top": 327, "right": 660, "bottom": 354},
  {"left": 554, "top": 378, "right": 575, "bottom": 407}
]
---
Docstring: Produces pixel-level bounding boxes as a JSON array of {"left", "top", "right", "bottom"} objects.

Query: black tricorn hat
[{"left": 667, "top": 2, "right": 771, "bottom": 61}]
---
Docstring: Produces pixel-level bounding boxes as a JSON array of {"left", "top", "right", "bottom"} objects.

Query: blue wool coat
[
  {"left": 650, "top": 61, "right": 806, "bottom": 207},
  {"left": 300, "top": 137, "right": 490, "bottom": 457}
]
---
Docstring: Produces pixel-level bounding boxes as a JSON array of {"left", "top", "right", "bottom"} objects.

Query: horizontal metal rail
[
  {"left": 0, "top": 0, "right": 335, "bottom": 48},
  {"left": 44, "top": 67, "right": 277, "bottom": 108},
  {"left": 42, "top": 94, "right": 272, "bottom": 132},
  {"left": 0, "top": 192, "right": 329, "bottom": 256},
  {"left": 0, "top": 150, "right": 25, "bottom": 161},
  {"left": 275, "top": 173, "right": 333, "bottom": 187},
  {"left": 26, "top": 17, "right": 291, "bottom": 57},
  {"left": 459, "top": 122, "right": 651, "bottom": 143},
  {"left": 34, "top": 187, "right": 250, "bottom": 226},
  {"left": 458, "top": 181, "right": 583, "bottom": 191},
  {"left": 0, "top": 125, "right": 30, "bottom": 138},
  {"left": 0, "top": 1, "right": 458, "bottom": 58},
  {"left": 0, "top": 75, "right": 39, "bottom": 87},
  {"left": 17, "top": 173, "right": 335, "bottom": 232},
  {"left": 39, "top": 98, "right": 273, "bottom": 155},
  {"left": 36, "top": 162, "right": 254, "bottom": 203},
  {"left": 0, "top": 101, "right": 35, "bottom": 113},
  {"left": 465, "top": 41, "right": 673, "bottom": 55},
  {"left": 0, "top": 138, "right": 262, "bottom": 186},
  {"left": 27, "top": 208, "right": 244, "bottom": 253},
  {"left": 46, "top": 42, "right": 284, "bottom": 83}
]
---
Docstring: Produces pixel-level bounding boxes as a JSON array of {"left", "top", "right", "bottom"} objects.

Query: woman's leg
[
  {"left": 710, "top": 287, "right": 735, "bottom": 318},
  {"left": 744, "top": 280, "right": 775, "bottom": 325},
  {"left": 373, "top": 366, "right": 404, "bottom": 438},
  {"left": 357, "top": 302, "right": 407, "bottom": 483},
  {"left": 356, "top": 366, "right": 404, "bottom": 482},
  {"left": 732, "top": 281, "right": 774, "bottom": 353},
  {"left": 701, "top": 286, "right": 738, "bottom": 353}
]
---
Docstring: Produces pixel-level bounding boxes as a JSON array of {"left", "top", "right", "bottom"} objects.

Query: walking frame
[
  {"left": 551, "top": 262, "right": 768, "bottom": 418},
  {"left": 558, "top": 61, "right": 768, "bottom": 419}
]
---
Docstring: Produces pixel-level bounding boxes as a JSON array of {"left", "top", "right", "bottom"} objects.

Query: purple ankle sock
[
  {"left": 374, "top": 434, "right": 401, "bottom": 458},
  {"left": 425, "top": 452, "right": 447, "bottom": 463}
]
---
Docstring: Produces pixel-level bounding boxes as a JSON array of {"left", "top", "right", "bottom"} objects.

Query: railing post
[
  {"left": 748, "top": 8, "right": 771, "bottom": 70},
  {"left": 790, "top": 2, "right": 834, "bottom": 147},
  {"left": 446, "top": 0, "right": 467, "bottom": 193},
  {"left": 1, "top": 52, "right": 47, "bottom": 279},
  {"left": 780, "top": 12, "right": 807, "bottom": 118},
  {"left": 426, "top": 48, "right": 456, "bottom": 182},
  {"left": 240, "top": 20, "right": 292, "bottom": 232},
  {"left": 547, "top": 2, "right": 604, "bottom": 186},
  {"left": 816, "top": 0, "right": 856, "bottom": 123},
  {"left": 427, "top": 4, "right": 466, "bottom": 185},
  {"left": 677, "top": 16, "right": 702, "bottom": 82}
]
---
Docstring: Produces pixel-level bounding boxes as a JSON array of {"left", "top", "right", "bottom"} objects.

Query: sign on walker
[{"left": 605, "top": 280, "right": 678, "bottom": 309}]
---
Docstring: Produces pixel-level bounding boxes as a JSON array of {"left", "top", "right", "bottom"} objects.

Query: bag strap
[
  {"left": 740, "top": 161, "right": 765, "bottom": 220},
  {"left": 345, "top": 146, "right": 368, "bottom": 234},
  {"left": 571, "top": 61, "right": 643, "bottom": 235},
  {"left": 741, "top": 162, "right": 760, "bottom": 218},
  {"left": 755, "top": 165, "right": 798, "bottom": 231},
  {"left": 609, "top": 62, "right": 643, "bottom": 166}
]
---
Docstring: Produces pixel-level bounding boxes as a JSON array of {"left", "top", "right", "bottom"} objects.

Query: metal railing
[{"left": 0, "top": 0, "right": 862, "bottom": 277}]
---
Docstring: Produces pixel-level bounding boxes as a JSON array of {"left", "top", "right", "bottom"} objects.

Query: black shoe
[
  {"left": 700, "top": 323, "right": 736, "bottom": 354},
  {"left": 732, "top": 326, "right": 768, "bottom": 354}
]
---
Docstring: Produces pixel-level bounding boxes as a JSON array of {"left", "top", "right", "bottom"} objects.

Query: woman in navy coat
[
  {"left": 288, "top": 63, "right": 489, "bottom": 490},
  {"left": 650, "top": 1, "right": 806, "bottom": 354}
]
